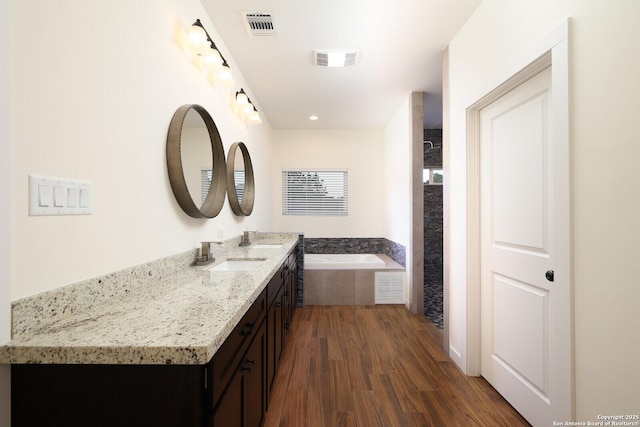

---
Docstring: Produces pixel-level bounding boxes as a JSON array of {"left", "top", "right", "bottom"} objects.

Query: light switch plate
[{"left": 29, "top": 175, "right": 92, "bottom": 216}]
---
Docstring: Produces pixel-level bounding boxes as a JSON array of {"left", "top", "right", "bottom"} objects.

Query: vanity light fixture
[
  {"left": 235, "top": 88, "right": 262, "bottom": 125},
  {"left": 188, "top": 19, "right": 235, "bottom": 86}
]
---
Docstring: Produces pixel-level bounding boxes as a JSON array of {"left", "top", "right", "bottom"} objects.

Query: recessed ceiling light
[{"left": 309, "top": 115, "right": 319, "bottom": 121}]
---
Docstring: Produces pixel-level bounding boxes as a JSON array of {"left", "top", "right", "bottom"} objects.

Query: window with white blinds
[{"left": 282, "top": 170, "right": 348, "bottom": 216}]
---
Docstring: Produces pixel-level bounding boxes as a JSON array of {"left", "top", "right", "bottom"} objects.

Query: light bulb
[
  {"left": 235, "top": 90, "right": 249, "bottom": 106},
  {"left": 200, "top": 47, "right": 223, "bottom": 67},
  {"left": 247, "top": 108, "right": 262, "bottom": 125},
  {"left": 215, "top": 64, "right": 234, "bottom": 86},
  {"left": 241, "top": 102, "right": 254, "bottom": 116},
  {"left": 187, "top": 24, "right": 208, "bottom": 54}
]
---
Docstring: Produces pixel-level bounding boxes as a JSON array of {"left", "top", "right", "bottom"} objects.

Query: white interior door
[{"left": 480, "top": 66, "right": 571, "bottom": 426}]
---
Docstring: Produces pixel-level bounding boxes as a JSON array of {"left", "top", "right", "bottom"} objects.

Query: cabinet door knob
[
  {"left": 545, "top": 270, "right": 554, "bottom": 282},
  {"left": 241, "top": 360, "right": 255, "bottom": 372}
]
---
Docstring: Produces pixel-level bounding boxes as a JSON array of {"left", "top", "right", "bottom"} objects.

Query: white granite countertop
[{"left": 0, "top": 235, "right": 300, "bottom": 365}]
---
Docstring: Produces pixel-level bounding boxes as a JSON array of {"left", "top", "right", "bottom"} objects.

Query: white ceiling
[{"left": 202, "top": 0, "right": 482, "bottom": 129}]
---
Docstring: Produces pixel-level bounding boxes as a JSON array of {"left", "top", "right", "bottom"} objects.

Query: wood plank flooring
[{"left": 264, "top": 305, "right": 530, "bottom": 427}]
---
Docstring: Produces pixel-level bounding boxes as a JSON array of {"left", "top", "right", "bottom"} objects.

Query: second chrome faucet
[
  {"left": 195, "top": 241, "right": 224, "bottom": 265},
  {"left": 239, "top": 231, "right": 257, "bottom": 247}
]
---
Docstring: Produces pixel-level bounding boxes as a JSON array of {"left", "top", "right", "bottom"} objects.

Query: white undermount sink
[
  {"left": 252, "top": 243, "right": 284, "bottom": 249},
  {"left": 208, "top": 258, "right": 267, "bottom": 271}
]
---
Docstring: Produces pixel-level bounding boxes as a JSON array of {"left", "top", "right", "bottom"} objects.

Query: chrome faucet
[
  {"left": 195, "top": 241, "right": 224, "bottom": 265},
  {"left": 239, "top": 231, "right": 257, "bottom": 247}
]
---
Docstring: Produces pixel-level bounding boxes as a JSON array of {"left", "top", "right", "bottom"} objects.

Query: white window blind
[
  {"left": 234, "top": 169, "right": 245, "bottom": 200},
  {"left": 202, "top": 169, "right": 245, "bottom": 203},
  {"left": 282, "top": 170, "right": 348, "bottom": 216},
  {"left": 201, "top": 168, "right": 212, "bottom": 204}
]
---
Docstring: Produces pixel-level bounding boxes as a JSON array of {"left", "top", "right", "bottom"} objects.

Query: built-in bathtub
[
  {"left": 303, "top": 253, "right": 405, "bottom": 305},
  {"left": 304, "top": 253, "right": 386, "bottom": 270}
]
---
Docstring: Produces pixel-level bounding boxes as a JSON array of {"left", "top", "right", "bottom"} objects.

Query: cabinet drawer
[{"left": 210, "top": 288, "right": 266, "bottom": 406}]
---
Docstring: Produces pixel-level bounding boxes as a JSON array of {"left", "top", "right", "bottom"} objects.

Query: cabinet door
[
  {"left": 211, "top": 367, "right": 243, "bottom": 427},
  {"left": 283, "top": 251, "right": 298, "bottom": 345},
  {"left": 267, "top": 283, "right": 284, "bottom": 398},
  {"left": 283, "top": 273, "right": 291, "bottom": 346},
  {"left": 245, "top": 320, "right": 266, "bottom": 427},
  {"left": 211, "top": 320, "right": 266, "bottom": 427}
]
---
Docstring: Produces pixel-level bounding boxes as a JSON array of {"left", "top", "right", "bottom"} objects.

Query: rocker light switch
[
  {"left": 79, "top": 188, "right": 89, "bottom": 208},
  {"left": 67, "top": 187, "right": 79, "bottom": 207},
  {"left": 38, "top": 184, "right": 52, "bottom": 207},
  {"left": 53, "top": 186, "right": 66, "bottom": 207},
  {"left": 29, "top": 175, "right": 92, "bottom": 216}
]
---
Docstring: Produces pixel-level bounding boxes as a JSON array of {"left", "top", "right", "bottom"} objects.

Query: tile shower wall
[
  {"left": 424, "top": 129, "right": 443, "bottom": 329},
  {"left": 303, "top": 237, "right": 406, "bottom": 267}
]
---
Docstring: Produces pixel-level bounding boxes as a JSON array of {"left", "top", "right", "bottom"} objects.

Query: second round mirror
[{"left": 226, "top": 142, "right": 255, "bottom": 216}]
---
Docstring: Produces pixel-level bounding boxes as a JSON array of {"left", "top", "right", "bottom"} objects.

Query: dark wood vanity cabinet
[
  {"left": 12, "top": 363, "right": 206, "bottom": 427},
  {"left": 209, "top": 247, "right": 299, "bottom": 425},
  {"left": 12, "top": 248, "right": 299, "bottom": 427},
  {"left": 207, "top": 287, "right": 267, "bottom": 427},
  {"left": 209, "top": 317, "right": 266, "bottom": 427}
]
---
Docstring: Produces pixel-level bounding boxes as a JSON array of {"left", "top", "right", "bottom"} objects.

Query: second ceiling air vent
[
  {"left": 313, "top": 49, "right": 359, "bottom": 67},
  {"left": 241, "top": 11, "right": 276, "bottom": 36}
]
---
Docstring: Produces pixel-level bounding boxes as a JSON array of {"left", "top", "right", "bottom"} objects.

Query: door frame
[{"left": 464, "top": 19, "right": 573, "bottom": 416}]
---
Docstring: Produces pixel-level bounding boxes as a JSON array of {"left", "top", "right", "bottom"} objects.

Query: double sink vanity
[
  {"left": 1, "top": 103, "right": 300, "bottom": 426},
  {"left": 1, "top": 233, "right": 302, "bottom": 427}
]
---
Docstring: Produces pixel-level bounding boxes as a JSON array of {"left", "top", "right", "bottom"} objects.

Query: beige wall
[
  {"left": 384, "top": 97, "right": 412, "bottom": 249},
  {"left": 271, "top": 129, "right": 386, "bottom": 237},
  {"left": 570, "top": 0, "right": 640, "bottom": 417},
  {"left": 448, "top": 0, "right": 640, "bottom": 419},
  {"left": 384, "top": 96, "right": 413, "bottom": 306},
  {"left": 10, "top": 0, "right": 273, "bottom": 300},
  {"left": 1, "top": 0, "right": 11, "bottom": 423}
]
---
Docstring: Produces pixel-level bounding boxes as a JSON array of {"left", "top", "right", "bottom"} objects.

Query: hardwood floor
[{"left": 264, "top": 305, "right": 530, "bottom": 427}]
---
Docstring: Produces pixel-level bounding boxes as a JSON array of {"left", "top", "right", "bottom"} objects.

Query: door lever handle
[{"left": 545, "top": 270, "right": 554, "bottom": 282}]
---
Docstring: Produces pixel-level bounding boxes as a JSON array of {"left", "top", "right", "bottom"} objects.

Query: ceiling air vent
[
  {"left": 313, "top": 50, "right": 359, "bottom": 67},
  {"left": 241, "top": 11, "right": 276, "bottom": 36}
]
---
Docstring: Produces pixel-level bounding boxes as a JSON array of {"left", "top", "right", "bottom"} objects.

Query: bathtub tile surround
[
  {"left": 305, "top": 270, "right": 379, "bottom": 305},
  {"left": 1, "top": 233, "right": 301, "bottom": 364},
  {"left": 304, "top": 254, "right": 403, "bottom": 305},
  {"left": 304, "top": 237, "right": 405, "bottom": 267},
  {"left": 295, "top": 234, "right": 305, "bottom": 307}
]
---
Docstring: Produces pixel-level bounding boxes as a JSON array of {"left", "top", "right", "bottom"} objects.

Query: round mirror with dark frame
[
  {"left": 226, "top": 142, "right": 255, "bottom": 216},
  {"left": 166, "top": 104, "right": 227, "bottom": 218}
]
